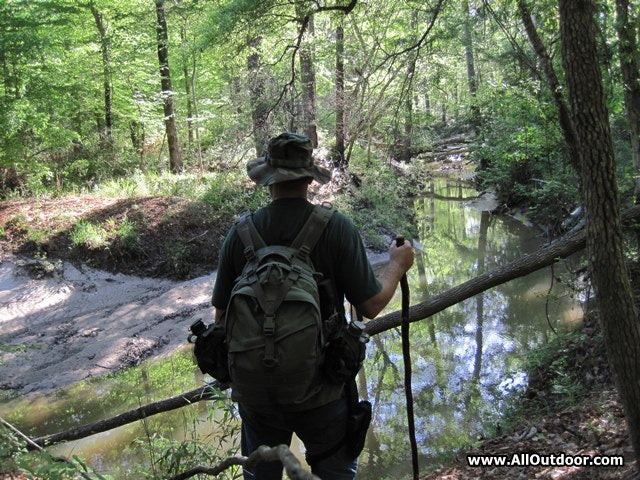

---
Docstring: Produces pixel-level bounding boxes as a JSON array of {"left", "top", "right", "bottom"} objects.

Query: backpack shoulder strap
[
  {"left": 235, "top": 213, "right": 267, "bottom": 261},
  {"left": 292, "top": 204, "right": 334, "bottom": 258}
]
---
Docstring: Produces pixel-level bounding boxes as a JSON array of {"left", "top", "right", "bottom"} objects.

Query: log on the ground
[
  {"left": 431, "top": 134, "right": 474, "bottom": 147},
  {"left": 366, "top": 204, "right": 640, "bottom": 336},
  {"left": 31, "top": 205, "right": 640, "bottom": 448},
  {"left": 419, "top": 147, "right": 469, "bottom": 160}
]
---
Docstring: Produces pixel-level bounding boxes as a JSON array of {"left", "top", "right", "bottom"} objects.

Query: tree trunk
[
  {"left": 129, "top": 120, "right": 144, "bottom": 166},
  {"left": 401, "top": 12, "right": 418, "bottom": 161},
  {"left": 560, "top": 0, "right": 640, "bottom": 466},
  {"left": 183, "top": 61, "right": 194, "bottom": 161},
  {"left": 462, "top": 0, "right": 480, "bottom": 131},
  {"left": 181, "top": 26, "right": 194, "bottom": 163},
  {"left": 615, "top": 0, "right": 640, "bottom": 198},
  {"left": 248, "top": 37, "right": 269, "bottom": 155},
  {"left": 334, "top": 20, "right": 346, "bottom": 169},
  {"left": 191, "top": 61, "right": 203, "bottom": 170},
  {"left": 89, "top": 4, "right": 114, "bottom": 155},
  {"left": 1, "top": 48, "right": 9, "bottom": 99},
  {"left": 155, "top": 0, "right": 183, "bottom": 173},
  {"left": 297, "top": 8, "right": 318, "bottom": 147}
]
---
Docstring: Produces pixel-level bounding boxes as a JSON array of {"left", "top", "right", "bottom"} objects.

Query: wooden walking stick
[{"left": 396, "top": 236, "right": 419, "bottom": 480}]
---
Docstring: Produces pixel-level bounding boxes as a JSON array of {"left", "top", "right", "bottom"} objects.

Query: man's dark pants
[{"left": 239, "top": 396, "right": 358, "bottom": 480}]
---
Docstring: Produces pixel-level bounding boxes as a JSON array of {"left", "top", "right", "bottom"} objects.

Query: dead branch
[
  {"left": 166, "top": 444, "right": 320, "bottom": 480},
  {"left": 420, "top": 147, "right": 469, "bottom": 159}
]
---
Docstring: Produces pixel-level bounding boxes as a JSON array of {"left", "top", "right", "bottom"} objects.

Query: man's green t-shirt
[{"left": 212, "top": 198, "right": 382, "bottom": 313}]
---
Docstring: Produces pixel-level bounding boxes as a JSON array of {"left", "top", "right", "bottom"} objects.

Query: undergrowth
[{"left": 499, "top": 315, "right": 607, "bottom": 435}]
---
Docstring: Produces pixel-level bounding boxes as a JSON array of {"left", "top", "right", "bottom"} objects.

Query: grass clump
[{"left": 70, "top": 220, "right": 109, "bottom": 249}]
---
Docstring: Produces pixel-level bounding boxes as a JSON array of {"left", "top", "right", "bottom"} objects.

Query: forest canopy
[{"left": 2, "top": 0, "right": 635, "bottom": 219}]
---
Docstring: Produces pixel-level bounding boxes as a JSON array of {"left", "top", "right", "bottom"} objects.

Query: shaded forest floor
[{"left": 1, "top": 191, "right": 639, "bottom": 479}]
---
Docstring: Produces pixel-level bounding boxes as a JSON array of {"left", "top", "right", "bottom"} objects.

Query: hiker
[{"left": 210, "top": 132, "right": 414, "bottom": 480}]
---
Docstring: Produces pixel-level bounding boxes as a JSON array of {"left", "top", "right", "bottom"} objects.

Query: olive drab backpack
[{"left": 224, "top": 204, "right": 334, "bottom": 406}]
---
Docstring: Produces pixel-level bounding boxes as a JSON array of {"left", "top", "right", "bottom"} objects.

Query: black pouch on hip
[
  {"left": 345, "top": 399, "right": 372, "bottom": 458},
  {"left": 188, "top": 319, "right": 230, "bottom": 383},
  {"left": 344, "top": 379, "right": 372, "bottom": 459}
]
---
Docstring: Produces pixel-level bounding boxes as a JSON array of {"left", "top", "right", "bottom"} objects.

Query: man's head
[{"left": 247, "top": 132, "right": 331, "bottom": 187}]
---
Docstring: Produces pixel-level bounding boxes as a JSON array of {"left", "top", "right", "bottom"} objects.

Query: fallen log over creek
[{"left": 31, "top": 205, "right": 640, "bottom": 448}]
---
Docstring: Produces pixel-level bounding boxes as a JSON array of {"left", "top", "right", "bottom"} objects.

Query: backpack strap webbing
[
  {"left": 292, "top": 204, "right": 334, "bottom": 259},
  {"left": 236, "top": 213, "right": 266, "bottom": 261}
]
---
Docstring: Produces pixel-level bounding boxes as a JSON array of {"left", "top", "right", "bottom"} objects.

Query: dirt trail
[{"left": 0, "top": 254, "right": 215, "bottom": 396}]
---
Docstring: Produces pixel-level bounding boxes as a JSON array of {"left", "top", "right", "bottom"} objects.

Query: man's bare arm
[{"left": 357, "top": 241, "right": 414, "bottom": 319}]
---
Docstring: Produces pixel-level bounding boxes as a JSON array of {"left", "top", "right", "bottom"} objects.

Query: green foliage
[
  {"left": 500, "top": 329, "right": 591, "bottom": 432},
  {"left": 2, "top": 213, "right": 61, "bottom": 254},
  {"left": 164, "top": 241, "right": 192, "bottom": 279},
  {"left": 336, "top": 148, "right": 418, "bottom": 250},
  {"left": 70, "top": 217, "right": 141, "bottom": 253},
  {"left": 0, "top": 425, "right": 24, "bottom": 474},
  {"left": 474, "top": 83, "right": 580, "bottom": 230},
  {"left": 0, "top": 0, "right": 634, "bottom": 213},
  {"left": 115, "top": 218, "right": 140, "bottom": 250},
  {"left": 199, "top": 173, "right": 269, "bottom": 215},
  {"left": 1, "top": 423, "right": 111, "bottom": 480},
  {"left": 70, "top": 220, "right": 109, "bottom": 249},
  {"left": 93, "top": 170, "right": 267, "bottom": 214}
]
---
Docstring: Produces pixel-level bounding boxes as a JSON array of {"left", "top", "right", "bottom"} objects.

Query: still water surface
[
  {"left": 1, "top": 177, "right": 582, "bottom": 479},
  {"left": 357, "top": 177, "right": 581, "bottom": 479}
]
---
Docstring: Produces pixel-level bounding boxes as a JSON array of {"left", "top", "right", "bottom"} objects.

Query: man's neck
[{"left": 269, "top": 184, "right": 309, "bottom": 200}]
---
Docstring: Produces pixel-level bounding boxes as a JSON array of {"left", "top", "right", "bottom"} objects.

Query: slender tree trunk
[
  {"left": 248, "top": 37, "right": 269, "bottom": 155},
  {"left": 191, "top": 61, "right": 203, "bottom": 170},
  {"left": 1, "top": 48, "right": 8, "bottom": 99},
  {"left": 473, "top": 211, "right": 490, "bottom": 379},
  {"left": 462, "top": 0, "right": 480, "bottom": 131},
  {"left": 129, "top": 120, "right": 144, "bottom": 163},
  {"left": 615, "top": 0, "right": 640, "bottom": 198},
  {"left": 517, "top": 0, "right": 581, "bottom": 175},
  {"left": 155, "top": 0, "right": 183, "bottom": 173},
  {"left": 560, "top": 0, "right": 640, "bottom": 466},
  {"left": 334, "top": 19, "right": 346, "bottom": 169},
  {"left": 401, "top": 12, "right": 418, "bottom": 161},
  {"left": 90, "top": 4, "right": 114, "bottom": 156},
  {"left": 181, "top": 27, "right": 194, "bottom": 163},
  {"left": 298, "top": 13, "right": 319, "bottom": 147}
]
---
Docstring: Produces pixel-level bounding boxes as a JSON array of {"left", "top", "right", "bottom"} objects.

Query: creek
[{"left": 0, "top": 176, "right": 582, "bottom": 479}]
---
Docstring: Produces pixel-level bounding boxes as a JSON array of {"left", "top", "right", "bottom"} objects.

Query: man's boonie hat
[{"left": 247, "top": 132, "right": 332, "bottom": 186}]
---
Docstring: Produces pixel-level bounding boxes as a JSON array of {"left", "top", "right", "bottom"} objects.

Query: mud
[{"left": 0, "top": 254, "right": 215, "bottom": 396}]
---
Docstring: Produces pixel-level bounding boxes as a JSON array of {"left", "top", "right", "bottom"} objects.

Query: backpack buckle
[
  {"left": 262, "top": 314, "right": 277, "bottom": 368},
  {"left": 263, "top": 314, "right": 275, "bottom": 336},
  {"left": 297, "top": 245, "right": 311, "bottom": 259},
  {"left": 243, "top": 246, "right": 256, "bottom": 262}
]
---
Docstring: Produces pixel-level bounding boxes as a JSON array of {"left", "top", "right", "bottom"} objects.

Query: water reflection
[
  {"left": 357, "top": 177, "right": 582, "bottom": 479},
  {"left": 0, "top": 177, "right": 582, "bottom": 479}
]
